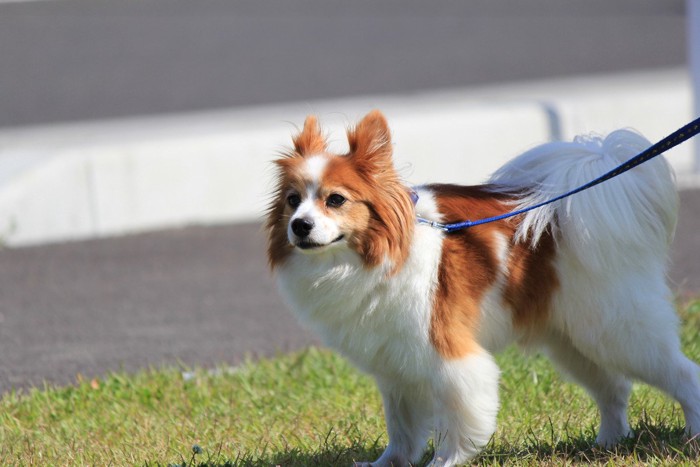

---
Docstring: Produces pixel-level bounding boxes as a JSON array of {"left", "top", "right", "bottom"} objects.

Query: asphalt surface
[
  {"left": 0, "top": 0, "right": 696, "bottom": 392},
  {"left": 0, "top": 0, "right": 686, "bottom": 127},
  {"left": 0, "top": 222, "right": 318, "bottom": 391}
]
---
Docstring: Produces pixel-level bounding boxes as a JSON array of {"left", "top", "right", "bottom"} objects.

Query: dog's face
[
  {"left": 266, "top": 110, "right": 415, "bottom": 273},
  {"left": 281, "top": 153, "right": 371, "bottom": 253}
]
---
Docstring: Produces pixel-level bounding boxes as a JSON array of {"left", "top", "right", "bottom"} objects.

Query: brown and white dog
[{"left": 266, "top": 110, "right": 700, "bottom": 466}]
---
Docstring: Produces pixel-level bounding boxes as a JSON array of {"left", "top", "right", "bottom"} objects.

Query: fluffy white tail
[{"left": 489, "top": 130, "right": 678, "bottom": 270}]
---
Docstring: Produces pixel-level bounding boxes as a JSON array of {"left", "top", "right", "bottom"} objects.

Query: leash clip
[{"left": 417, "top": 217, "right": 450, "bottom": 232}]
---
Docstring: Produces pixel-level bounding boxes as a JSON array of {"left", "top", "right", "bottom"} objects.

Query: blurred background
[
  {"left": 0, "top": 0, "right": 698, "bottom": 391},
  {"left": 0, "top": 0, "right": 688, "bottom": 127}
]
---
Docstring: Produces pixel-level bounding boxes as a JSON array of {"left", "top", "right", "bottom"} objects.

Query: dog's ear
[
  {"left": 347, "top": 111, "right": 413, "bottom": 273},
  {"left": 347, "top": 110, "right": 393, "bottom": 172},
  {"left": 292, "top": 115, "right": 327, "bottom": 156}
]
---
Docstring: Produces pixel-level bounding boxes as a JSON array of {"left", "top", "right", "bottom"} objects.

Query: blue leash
[{"left": 417, "top": 116, "right": 700, "bottom": 233}]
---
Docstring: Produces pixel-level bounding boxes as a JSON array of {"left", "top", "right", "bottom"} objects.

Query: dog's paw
[{"left": 595, "top": 429, "right": 634, "bottom": 448}]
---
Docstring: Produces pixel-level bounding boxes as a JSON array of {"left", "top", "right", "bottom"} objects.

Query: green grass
[{"left": 1, "top": 300, "right": 699, "bottom": 466}]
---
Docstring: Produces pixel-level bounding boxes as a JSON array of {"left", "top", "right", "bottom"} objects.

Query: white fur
[
  {"left": 430, "top": 351, "right": 501, "bottom": 466},
  {"left": 489, "top": 130, "right": 678, "bottom": 268},
  {"left": 303, "top": 154, "right": 329, "bottom": 184},
  {"left": 278, "top": 191, "right": 444, "bottom": 381},
  {"left": 275, "top": 129, "right": 700, "bottom": 466},
  {"left": 475, "top": 232, "right": 517, "bottom": 353},
  {"left": 413, "top": 185, "right": 442, "bottom": 221}
]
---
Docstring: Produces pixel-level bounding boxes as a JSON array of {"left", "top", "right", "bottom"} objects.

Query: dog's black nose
[{"left": 291, "top": 218, "right": 314, "bottom": 238}]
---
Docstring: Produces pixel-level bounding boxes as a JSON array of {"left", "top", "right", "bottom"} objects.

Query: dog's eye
[
  {"left": 287, "top": 194, "right": 301, "bottom": 208},
  {"left": 326, "top": 193, "right": 346, "bottom": 208}
]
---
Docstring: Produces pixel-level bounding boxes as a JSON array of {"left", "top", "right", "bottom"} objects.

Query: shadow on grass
[
  {"left": 161, "top": 434, "right": 388, "bottom": 467},
  {"left": 480, "top": 420, "right": 700, "bottom": 466},
  {"left": 163, "top": 422, "right": 699, "bottom": 466},
  {"left": 166, "top": 442, "right": 386, "bottom": 467}
]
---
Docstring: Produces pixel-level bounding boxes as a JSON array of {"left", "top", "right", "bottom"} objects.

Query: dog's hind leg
[
  {"left": 613, "top": 299, "right": 700, "bottom": 438},
  {"left": 542, "top": 330, "right": 633, "bottom": 447},
  {"left": 564, "top": 293, "right": 700, "bottom": 439},
  {"left": 614, "top": 329, "right": 700, "bottom": 438},
  {"left": 663, "top": 357, "right": 700, "bottom": 438}
]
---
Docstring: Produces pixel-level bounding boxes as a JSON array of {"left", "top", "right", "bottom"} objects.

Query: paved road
[
  {"left": 0, "top": 222, "right": 318, "bottom": 391},
  {"left": 0, "top": 189, "right": 699, "bottom": 392},
  {"left": 0, "top": 0, "right": 686, "bottom": 127}
]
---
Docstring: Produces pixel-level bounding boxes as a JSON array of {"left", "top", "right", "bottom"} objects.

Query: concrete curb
[{"left": 0, "top": 68, "right": 695, "bottom": 247}]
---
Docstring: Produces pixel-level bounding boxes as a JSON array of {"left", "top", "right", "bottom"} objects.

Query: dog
[{"left": 266, "top": 110, "right": 700, "bottom": 466}]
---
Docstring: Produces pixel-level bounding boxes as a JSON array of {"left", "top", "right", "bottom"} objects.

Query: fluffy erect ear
[
  {"left": 346, "top": 110, "right": 414, "bottom": 275},
  {"left": 292, "top": 115, "right": 327, "bottom": 156},
  {"left": 347, "top": 110, "right": 393, "bottom": 172}
]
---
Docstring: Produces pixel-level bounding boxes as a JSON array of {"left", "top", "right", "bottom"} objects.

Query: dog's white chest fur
[{"left": 276, "top": 224, "right": 444, "bottom": 380}]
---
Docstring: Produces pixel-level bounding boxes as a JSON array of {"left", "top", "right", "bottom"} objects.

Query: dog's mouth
[{"left": 296, "top": 234, "right": 345, "bottom": 250}]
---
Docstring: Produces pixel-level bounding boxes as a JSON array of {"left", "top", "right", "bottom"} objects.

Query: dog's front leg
[
  {"left": 355, "top": 378, "right": 432, "bottom": 467},
  {"left": 429, "top": 350, "right": 500, "bottom": 466}
]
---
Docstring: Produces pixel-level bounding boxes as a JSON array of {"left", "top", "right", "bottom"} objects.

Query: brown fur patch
[
  {"left": 293, "top": 115, "right": 327, "bottom": 155},
  {"left": 503, "top": 231, "right": 558, "bottom": 331},
  {"left": 345, "top": 111, "right": 414, "bottom": 272},
  {"left": 428, "top": 184, "right": 558, "bottom": 359}
]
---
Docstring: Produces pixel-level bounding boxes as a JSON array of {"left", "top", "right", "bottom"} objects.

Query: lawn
[{"left": 1, "top": 300, "right": 699, "bottom": 466}]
